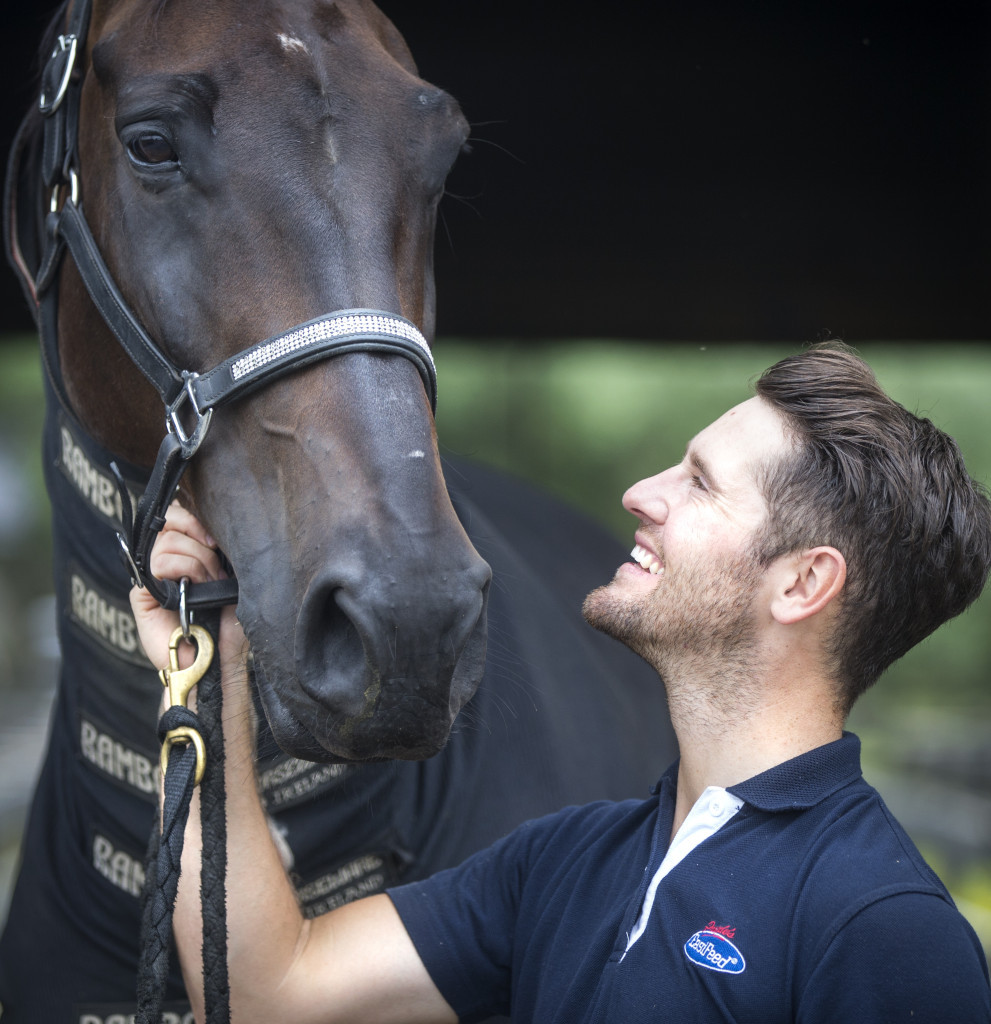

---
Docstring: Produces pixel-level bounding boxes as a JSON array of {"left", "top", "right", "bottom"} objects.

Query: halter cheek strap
[{"left": 30, "top": 0, "right": 438, "bottom": 615}]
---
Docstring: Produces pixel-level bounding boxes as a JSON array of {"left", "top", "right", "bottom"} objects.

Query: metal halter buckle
[
  {"left": 167, "top": 372, "right": 214, "bottom": 458},
  {"left": 39, "top": 34, "right": 79, "bottom": 116},
  {"left": 50, "top": 169, "right": 80, "bottom": 215}
]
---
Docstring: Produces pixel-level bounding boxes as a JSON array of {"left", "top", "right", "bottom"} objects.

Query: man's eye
[{"left": 690, "top": 475, "right": 707, "bottom": 491}]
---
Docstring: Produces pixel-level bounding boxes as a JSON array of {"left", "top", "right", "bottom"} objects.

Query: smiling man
[{"left": 134, "top": 342, "right": 991, "bottom": 1023}]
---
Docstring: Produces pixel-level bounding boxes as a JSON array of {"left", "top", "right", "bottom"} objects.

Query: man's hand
[{"left": 129, "top": 503, "right": 244, "bottom": 674}]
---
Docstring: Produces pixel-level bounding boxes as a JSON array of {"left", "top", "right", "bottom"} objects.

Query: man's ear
[{"left": 770, "top": 547, "right": 846, "bottom": 625}]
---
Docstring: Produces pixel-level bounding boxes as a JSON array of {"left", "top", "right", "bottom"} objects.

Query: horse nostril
[{"left": 296, "top": 585, "right": 369, "bottom": 705}]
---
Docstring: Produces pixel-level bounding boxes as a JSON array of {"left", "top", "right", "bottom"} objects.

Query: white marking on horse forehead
[
  {"left": 407, "top": 450, "right": 426, "bottom": 459},
  {"left": 277, "top": 32, "right": 309, "bottom": 55}
]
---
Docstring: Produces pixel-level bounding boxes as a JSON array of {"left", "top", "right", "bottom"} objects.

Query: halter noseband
[{"left": 30, "top": 0, "right": 438, "bottom": 616}]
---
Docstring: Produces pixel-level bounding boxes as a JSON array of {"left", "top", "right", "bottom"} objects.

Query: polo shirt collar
[
  {"left": 727, "top": 732, "right": 863, "bottom": 811},
  {"left": 651, "top": 732, "right": 864, "bottom": 811}
]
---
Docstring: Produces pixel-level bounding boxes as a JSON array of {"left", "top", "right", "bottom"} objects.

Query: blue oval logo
[{"left": 684, "top": 929, "right": 746, "bottom": 974}]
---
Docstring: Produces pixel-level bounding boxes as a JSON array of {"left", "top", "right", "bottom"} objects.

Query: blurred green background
[{"left": 1, "top": 336, "right": 989, "bottom": 950}]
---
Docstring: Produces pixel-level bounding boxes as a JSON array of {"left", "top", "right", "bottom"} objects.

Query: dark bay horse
[
  {"left": 22, "top": 0, "right": 491, "bottom": 764},
  {"left": 1, "top": 1, "right": 675, "bottom": 1019}
]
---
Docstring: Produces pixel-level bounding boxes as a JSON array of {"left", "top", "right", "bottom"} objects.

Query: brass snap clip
[{"left": 159, "top": 624, "right": 215, "bottom": 786}]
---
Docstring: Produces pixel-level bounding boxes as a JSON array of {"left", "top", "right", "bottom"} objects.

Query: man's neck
[{"left": 664, "top": 666, "right": 843, "bottom": 844}]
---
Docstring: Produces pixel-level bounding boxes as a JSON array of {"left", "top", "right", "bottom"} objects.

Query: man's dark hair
[{"left": 752, "top": 341, "right": 991, "bottom": 712}]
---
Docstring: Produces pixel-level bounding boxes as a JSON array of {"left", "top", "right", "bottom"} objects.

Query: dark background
[{"left": 3, "top": 1, "right": 989, "bottom": 341}]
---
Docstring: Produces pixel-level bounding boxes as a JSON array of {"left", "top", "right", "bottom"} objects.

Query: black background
[{"left": 3, "top": 1, "right": 989, "bottom": 342}]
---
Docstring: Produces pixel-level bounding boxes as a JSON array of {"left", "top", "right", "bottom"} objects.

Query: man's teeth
[{"left": 631, "top": 544, "right": 663, "bottom": 575}]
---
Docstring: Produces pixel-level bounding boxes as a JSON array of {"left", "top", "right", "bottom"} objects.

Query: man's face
[{"left": 583, "top": 397, "right": 791, "bottom": 673}]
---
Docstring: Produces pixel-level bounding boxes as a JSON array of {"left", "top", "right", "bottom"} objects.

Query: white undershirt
[{"left": 622, "top": 786, "right": 745, "bottom": 957}]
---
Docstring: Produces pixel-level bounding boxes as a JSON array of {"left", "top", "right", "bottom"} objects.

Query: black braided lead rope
[
  {"left": 136, "top": 610, "right": 229, "bottom": 1023},
  {"left": 196, "top": 613, "right": 230, "bottom": 1023},
  {"left": 137, "top": 706, "right": 200, "bottom": 1023}
]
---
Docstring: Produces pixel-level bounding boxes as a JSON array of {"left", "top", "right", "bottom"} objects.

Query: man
[{"left": 134, "top": 342, "right": 991, "bottom": 1022}]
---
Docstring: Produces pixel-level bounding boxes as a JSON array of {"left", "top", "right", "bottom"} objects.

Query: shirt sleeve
[
  {"left": 387, "top": 815, "right": 556, "bottom": 1023},
  {"left": 797, "top": 890, "right": 991, "bottom": 1023}
]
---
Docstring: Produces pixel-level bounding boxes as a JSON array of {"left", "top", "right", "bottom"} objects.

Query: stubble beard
[{"left": 582, "top": 551, "right": 766, "bottom": 724}]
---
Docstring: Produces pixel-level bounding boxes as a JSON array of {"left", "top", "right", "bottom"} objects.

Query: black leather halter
[{"left": 22, "top": 0, "right": 439, "bottom": 618}]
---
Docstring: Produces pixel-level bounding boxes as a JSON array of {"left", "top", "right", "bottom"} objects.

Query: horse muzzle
[{"left": 249, "top": 554, "right": 491, "bottom": 762}]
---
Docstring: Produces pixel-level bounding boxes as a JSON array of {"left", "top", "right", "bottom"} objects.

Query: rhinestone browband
[{"left": 231, "top": 312, "right": 433, "bottom": 381}]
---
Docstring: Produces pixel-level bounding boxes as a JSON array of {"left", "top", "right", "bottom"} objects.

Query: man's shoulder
[
  {"left": 776, "top": 775, "right": 969, "bottom": 960},
  {"left": 802, "top": 775, "right": 947, "bottom": 891},
  {"left": 721, "top": 766, "right": 958, "bottom": 947},
  {"left": 793, "top": 866, "right": 991, "bottom": 1017},
  {"left": 731, "top": 736, "right": 950, "bottom": 905},
  {"left": 726, "top": 775, "right": 988, "bottom": 1011}
]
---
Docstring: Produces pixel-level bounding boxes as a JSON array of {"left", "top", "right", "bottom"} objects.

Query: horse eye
[{"left": 127, "top": 131, "right": 178, "bottom": 166}]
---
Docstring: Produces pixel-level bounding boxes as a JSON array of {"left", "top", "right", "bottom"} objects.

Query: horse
[{"left": 1, "top": 1, "right": 676, "bottom": 1020}]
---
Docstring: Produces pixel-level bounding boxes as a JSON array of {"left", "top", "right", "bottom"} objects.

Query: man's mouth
[{"left": 630, "top": 543, "right": 664, "bottom": 576}]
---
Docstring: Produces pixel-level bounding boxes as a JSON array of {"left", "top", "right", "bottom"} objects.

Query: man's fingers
[
  {"left": 131, "top": 582, "right": 163, "bottom": 619},
  {"left": 151, "top": 548, "right": 223, "bottom": 586},
  {"left": 151, "top": 522, "right": 225, "bottom": 584},
  {"left": 129, "top": 584, "right": 182, "bottom": 666},
  {"left": 162, "top": 503, "right": 216, "bottom": 548}
]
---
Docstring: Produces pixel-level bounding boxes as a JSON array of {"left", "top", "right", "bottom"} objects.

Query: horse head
[{"left": 34, "top": 0, "right": 491, "bottom": 761}]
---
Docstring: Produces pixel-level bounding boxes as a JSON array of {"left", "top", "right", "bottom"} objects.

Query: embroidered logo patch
[{"left": 684, "top": 922, "right": 746, "bottom": 974}]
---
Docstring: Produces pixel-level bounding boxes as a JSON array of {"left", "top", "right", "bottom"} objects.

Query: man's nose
[{"left": 622, "top": 471, "right": 672, "bottom": 524}]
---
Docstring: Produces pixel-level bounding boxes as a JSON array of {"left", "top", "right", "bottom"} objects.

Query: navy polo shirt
[{"left": 389, "top": 733, "right": 990, "bottom": 1022}]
